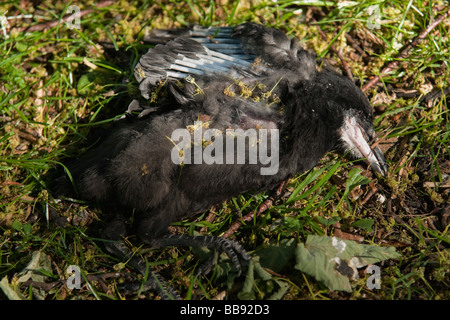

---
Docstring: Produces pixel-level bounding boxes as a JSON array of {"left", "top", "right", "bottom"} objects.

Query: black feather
[{"left": 54, "top": 23, "right": 386, "bottom": 298}]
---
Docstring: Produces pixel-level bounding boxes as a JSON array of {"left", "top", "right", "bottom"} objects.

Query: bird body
[{"left": 57, "top": 23, "right": 386, "bottom": 298}]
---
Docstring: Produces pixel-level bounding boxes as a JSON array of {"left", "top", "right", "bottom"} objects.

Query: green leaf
[
  {"left": 337, "top": 168, "right": 371, "bottom": 209},
  {"left": 11, "top": 220, "right": 23, "bottom": 231},
  {"left": 351, "top": 218, "right": 375, "bottom": 232},
  {"left": 22, "top": 223, "right": 33, "bottom": 235},
  {"left": 294, "top": 235, "right": 401, "bottom": 292},
  {"left": 286, "top": 167, "right": 326, "bottom": 204},
  {"left": 10, "top": 220, "right": 33, "bottom": 236},
  {"left": 316, "top": 216, "right": 341, "bottom": 226},
  {"left": 254, "top": 238, "right": 296, "bottom": 272},
  {"left": 77, "top": 69, "right": 114, "bottom": 95},
  {"left": 15, "top": 42, "right": 28, "bottom": 52},
  {"left": 77, "top": 72, "right": 96, "bottom": 95},
  {"left": 286, "top": 161, "right": 341, "bottom": 205},
  {"left": 347, "top": 168, "right": 371, "bottom": 189},
  {"left": 238, "top": 256, "right": 289, "bottom": 300}
]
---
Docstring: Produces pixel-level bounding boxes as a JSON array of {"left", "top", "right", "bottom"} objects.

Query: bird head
[
  {"left": 307, "top": 70, "right": 388, "bottom": 176},
  {"left": 300, "top": 70, "right": 387, "bottom": 175},
  {"left": 338, "top": 110, "right": 387, "bottom": 176}
]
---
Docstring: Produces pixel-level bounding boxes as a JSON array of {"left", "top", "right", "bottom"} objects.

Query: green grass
[{"left": 0, "top": 0, "right": 449, "bottom": 300}]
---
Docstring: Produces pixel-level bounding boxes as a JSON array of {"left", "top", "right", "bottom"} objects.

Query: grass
[{"left": 0, "top": 0, "right": 449, "bottom": 300}]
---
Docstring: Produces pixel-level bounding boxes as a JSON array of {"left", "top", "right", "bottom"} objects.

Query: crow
[{"left": 55, "top": 23, "right": 387, "bottom": 299}]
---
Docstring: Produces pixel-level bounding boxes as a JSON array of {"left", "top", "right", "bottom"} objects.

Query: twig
[
  {"left": 420, "top": 86, "right": 450, "bottom": 107},
  {"left": 360, "top": 182, "right": 377, "bottom": 206},
  {"left": 222, "top": 179, "right": 289, "bottom": 239},
  {"left": 222, "top": 196, "right": 274, "bottom": 239},
  {"left": 344, "top": 33, "right": 365, "bottom": 56},
  {"left": 362, "top": 11, "right": 449, "bottom": 92}
]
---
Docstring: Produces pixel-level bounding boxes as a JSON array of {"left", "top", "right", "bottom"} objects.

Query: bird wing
[
  {"left": 134, "top": 23, "right": 316, "bottom": 101},
  {"left": 135, "top": 26, "right": 254, "bottom": 100}
]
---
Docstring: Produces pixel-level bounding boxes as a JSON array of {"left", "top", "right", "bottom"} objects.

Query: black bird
[{"left": 56, "top": 23, "right": 387, "bottom": 299}]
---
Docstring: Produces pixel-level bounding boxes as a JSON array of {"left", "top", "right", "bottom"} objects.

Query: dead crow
[{"left": 55, "top": 23, "right": 387, "bottom": 299}]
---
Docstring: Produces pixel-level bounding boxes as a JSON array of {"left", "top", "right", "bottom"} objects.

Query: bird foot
[
  {"left": 103, "top": 227, "right": 250, "bottom": 299},
  {"left": 151, "top": 234, "right": 252, "bottom": 276}
]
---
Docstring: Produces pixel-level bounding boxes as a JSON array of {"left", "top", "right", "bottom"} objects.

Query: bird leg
[{"left": 102, "top": 218, "right": 251, "bottom": 298}]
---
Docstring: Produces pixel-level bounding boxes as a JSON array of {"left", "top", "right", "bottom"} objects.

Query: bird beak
[
  {"left": 340, "top": 117, "right": 387, "bottom": 176},
  {"left": 368, "top": 143, "right": 387, "bottom": 176}
]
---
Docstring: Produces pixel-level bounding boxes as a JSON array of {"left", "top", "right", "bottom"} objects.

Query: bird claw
[
  {"left": 211, "top": 237, "right": 251, "bottom": 277},
  {"left": 196, "top": 253, "right": 217, "bottom": 276},
  {"left": 152, "top": 234, "right": 251, "bottom": 277},
  {"left": 195, "top": 238, "right": 251, "bottom": 277}
]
